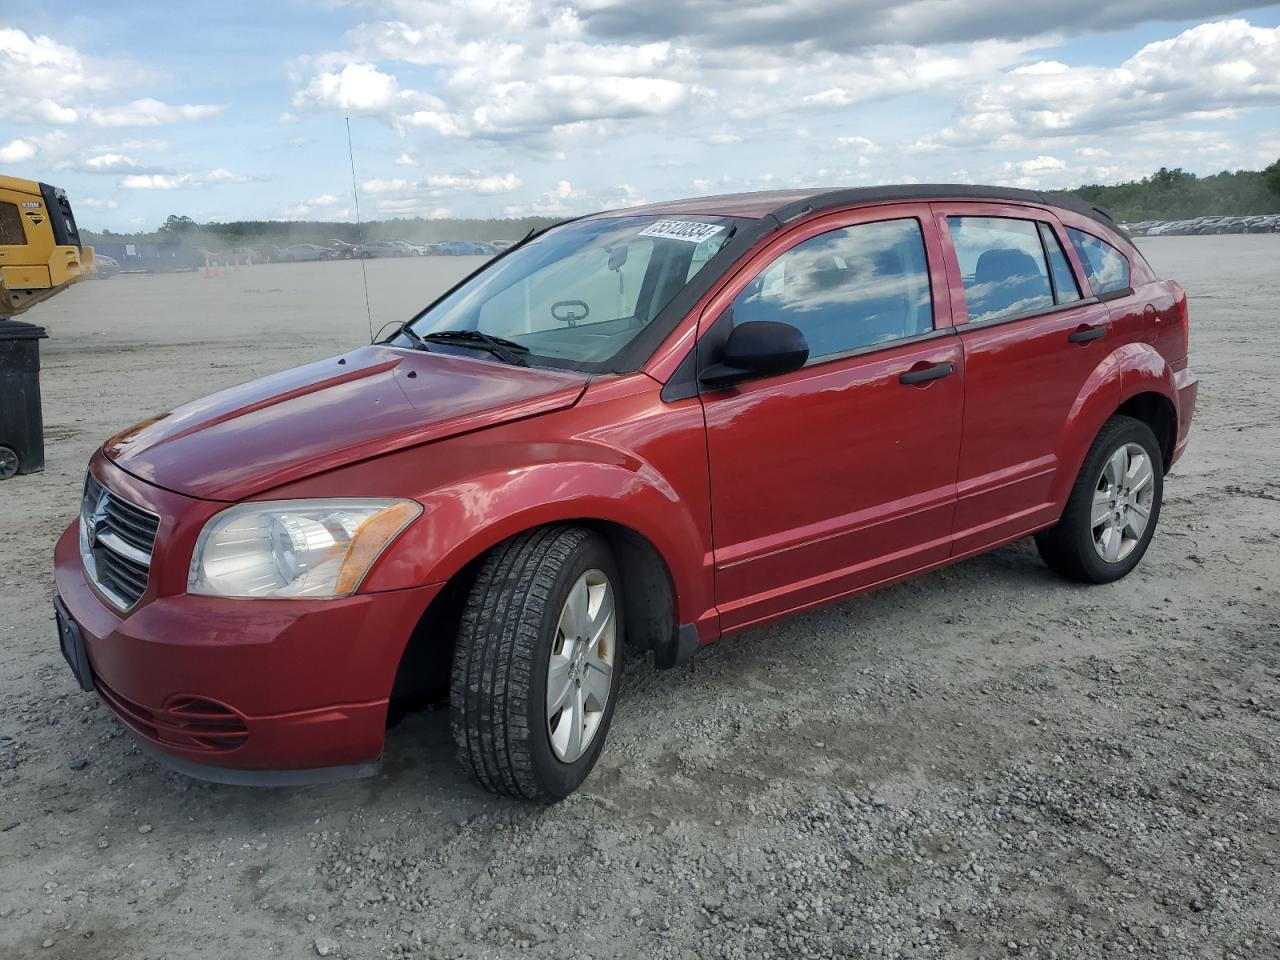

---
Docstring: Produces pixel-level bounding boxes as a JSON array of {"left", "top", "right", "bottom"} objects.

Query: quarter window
[
  {"left": 947, "top": 217, "right": 1054, "bottom": 323},
  {"left": 1038, "top": 223, "right": 1081, "bottom": 304},
  {"left": 0, "top": 202, "right": 27, "bottom": 246},
  {"left": 731, "top": 218, "right": 934, "bottom": 361},
  {"left": 1066, "top": 227, "right": 1130, "bottom": 296}
]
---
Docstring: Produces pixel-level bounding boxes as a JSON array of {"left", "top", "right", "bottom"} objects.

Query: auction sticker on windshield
[{"left": 637, "top": 220, "right": 726, "bottom": 243}]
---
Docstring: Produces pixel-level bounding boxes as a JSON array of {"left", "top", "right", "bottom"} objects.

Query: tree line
[
  {"left": 81, "top": 161, "right": 1280, "bottom": 246},
  {"left": 1070, "top": 160, "right": 1280, "bottom": 221},
  {"left": 82, "top": 214, "right": 561, "bottom": 249}
]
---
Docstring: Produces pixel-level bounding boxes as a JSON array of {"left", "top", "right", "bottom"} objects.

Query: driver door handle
[{"left": 899, "top": 362, "right": 955, "bottom": 385}]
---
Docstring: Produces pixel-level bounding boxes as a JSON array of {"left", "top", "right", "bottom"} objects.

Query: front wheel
[
  {"left": 1036, "top": 415, "right": 1164, "bottom": 583},
  {"left": 451, "top": 526, "right": 623, "bottom": 801}
]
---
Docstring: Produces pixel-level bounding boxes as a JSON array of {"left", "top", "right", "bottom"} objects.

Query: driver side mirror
[{"left": 700, "top": 320, "right": 809, "bottom": 387}]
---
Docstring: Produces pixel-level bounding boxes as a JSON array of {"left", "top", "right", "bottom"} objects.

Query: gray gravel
[{"left": 1, "top": 238, "right": 1278, "bottom": 959}]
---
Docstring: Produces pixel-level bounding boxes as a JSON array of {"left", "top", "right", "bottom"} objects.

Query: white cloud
[
  {"left": 88, "top": 98, "right": 226, "bottom": 127},
  {"left": 362, "top": 177, "right": 411, "bottom": 194},
  {"left": 204, "top": 167, "right": 248, "bottom": 184},
  {"left": 0, "top": 27, "right": 107, "bottom": 126},
  {"left": 120, "top": 174, "right": 187, "bottom": 190},
  {"left": 296, "top": 62, "right": 402, "bottom": 114},
  {"left": 118, "top": 168, "right": 248, "bottom": 189},
  {"left": 281, "top": 193, "right": 349, "bottom": 219},
  {"left": 0, "top": 138, "right": 37, "bottom": 163},
  {"left": 84, "top": 152, "right": 137, "bottom": 171},
  {"left": 503, "top": 179, "right": 583, "bottom": 216},
  {"left": 931, "top": 20, "right": 1280, "bottom": 147},
  {"left": 424, "top": 172, "right": 522, "bottom": 194}
]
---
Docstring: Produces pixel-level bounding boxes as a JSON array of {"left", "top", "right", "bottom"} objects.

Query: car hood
[{"left": 104, "top": 345, "right": 589, "bottom": 501}]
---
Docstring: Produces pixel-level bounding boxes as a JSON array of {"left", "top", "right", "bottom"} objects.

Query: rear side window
[
  {"left": 731, "top": 218, "right": 933, "bottom": 361},
  {"left": 1038, "top": 223, "right": 1081, "bottom": 304},
  {"left": 947, "top": 217, "right": 1053, "bottom": 323},
  {"left": 0, "top": 202, "right": 28, "bottom": 245},
  {"left": 1066, "top": 227, "right": 1130, "bottom": 296}
]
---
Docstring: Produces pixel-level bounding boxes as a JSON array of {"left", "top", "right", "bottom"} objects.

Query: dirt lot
[{"left": 1, "top": 238, "right": 1277, "bottom": 959}]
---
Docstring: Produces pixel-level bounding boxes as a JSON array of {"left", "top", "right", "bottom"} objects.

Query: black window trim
[
  {"left": 958, "top": 295, "right": 1102, "bottom": 332},
  {"left": 1036, "top": 220, "right": 1083, "bottom": 307},
  {"left": 791, "top": 324, "right": 957, "bottom": 372}
]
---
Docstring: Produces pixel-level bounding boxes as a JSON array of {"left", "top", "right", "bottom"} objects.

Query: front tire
[
  {"left": 450, "top": 526, "right": 623, "bottom": 801},
  {"left": 1036, "top": 415, "right": 1164, "bottom": 584}
]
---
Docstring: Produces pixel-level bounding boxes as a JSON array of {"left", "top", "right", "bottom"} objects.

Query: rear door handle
[
  {"left": 1068, "top": 325, "right": 1107, "bottom": 344},
  {"left": 899, "top": 361, "right": 955, "bottom": 385}
]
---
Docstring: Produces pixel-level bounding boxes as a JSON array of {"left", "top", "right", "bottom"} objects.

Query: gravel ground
[{"left": 1, "top": 238, "right": 1277, "bottom": 959}]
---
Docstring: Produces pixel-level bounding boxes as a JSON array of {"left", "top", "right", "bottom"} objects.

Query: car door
[
  {"left": 931, "top": 203, "right": 1116, "bottom": 555},
  {"left": 697, "top": 204, "right": 963, "bottom": 632}
]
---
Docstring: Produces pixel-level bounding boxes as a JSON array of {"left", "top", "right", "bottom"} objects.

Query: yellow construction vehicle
[{"left": 0, "top": 175, "right": 94, "bottom": 318}]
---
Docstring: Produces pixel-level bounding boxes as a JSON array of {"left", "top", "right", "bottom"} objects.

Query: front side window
[
  {"left": 1066, "top": 227, "right": 1130, "bottom": 296},
  {"left": 405, "top": 215, "right": 735, "bottom": 367},
  {"left": 947, "top": 216, "right": 1054, "bottom": 323},
  {"left": 731, "top": 218, "right": 934, "bottom": 361},
  {"left": 0, "top": 202, "right": 27, "bottom": 246}
]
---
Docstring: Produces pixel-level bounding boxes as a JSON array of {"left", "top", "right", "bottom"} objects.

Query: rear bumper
[
  {"left": 1171, "top": 365, "right": 1198, "bottom": 468},
  {"left": 54, "top": 522, "right": 443, "bottom": 778}
]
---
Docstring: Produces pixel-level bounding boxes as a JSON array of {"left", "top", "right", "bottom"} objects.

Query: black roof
[{"left": 595, "top": 184, "right": 1120, "bottom": 233}]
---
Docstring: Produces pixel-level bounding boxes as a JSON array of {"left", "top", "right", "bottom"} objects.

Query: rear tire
[
  {"left": 450, "top": 526, "right": 624, "bottom": 801},
  {"left": 1035, "top": 415, "right": 1164, "bottom": 584}
]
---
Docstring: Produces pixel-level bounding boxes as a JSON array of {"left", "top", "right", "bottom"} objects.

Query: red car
[{"left": 54, "top": 186, "right": 1197, "bottom": 799}]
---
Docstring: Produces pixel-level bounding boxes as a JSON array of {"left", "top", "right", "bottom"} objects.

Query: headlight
[{"left": 188, "top": 499, "right": 421, "bottom": 599}]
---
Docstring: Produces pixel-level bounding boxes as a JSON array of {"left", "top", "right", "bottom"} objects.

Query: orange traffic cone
[{"left": 204, "top": 254, "right": 216, "bottom": 278}]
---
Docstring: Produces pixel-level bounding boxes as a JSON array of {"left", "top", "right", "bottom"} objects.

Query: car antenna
[{"left": 346, "top": 117, "right": 375, "bottom": 343}]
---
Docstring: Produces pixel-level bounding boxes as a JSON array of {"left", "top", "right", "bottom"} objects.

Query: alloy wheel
[
  {"left": 546, "top": 568, "right": 616, "bottom": 763},
  {"left": 1091, "top": 441, "right": 1156, "bottom": 563}
]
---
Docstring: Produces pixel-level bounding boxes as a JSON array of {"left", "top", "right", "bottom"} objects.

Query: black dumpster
[{"left": 0, "top": 319, "right": 49, "bottom": 479}]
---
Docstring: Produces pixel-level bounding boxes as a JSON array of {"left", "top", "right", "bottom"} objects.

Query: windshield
[{"left": 401, "top": 215, "right": 737, "bottom": 367}]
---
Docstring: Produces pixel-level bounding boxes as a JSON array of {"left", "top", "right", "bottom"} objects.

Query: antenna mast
[{"left": 346, "top": 117, "right": 375, "bottom": 342}]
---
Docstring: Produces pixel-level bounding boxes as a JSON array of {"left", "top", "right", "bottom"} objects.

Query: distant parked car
[
  {"left": 326, "top": 239, "right": 359, "bottom": 260},
  {"left": 439, "top": 240, "right": 491, "bottom": 256},
  {"left": 357, "top": 240, "right": 405, "bottom": 259},
  {"left": 254, "top": 244, "right": 284, "bottom": 262},
  {"left": 490, "top": 239, "right": 517, "bottom": 252},
  {"left": 389, "top": 240, "right": 433, "bottom": 257},
  {"left": 1246, "top": 214, "right": 1280, "bottom": 233},
  {"left": 92, "top": 254, "right": 120, "bottom": 278},
  {"left": 281, "top": 243, "right": 330, "bottom": 262},
  {"left": 1188, "top": 217, "right": 1227, "bottom": 235}
]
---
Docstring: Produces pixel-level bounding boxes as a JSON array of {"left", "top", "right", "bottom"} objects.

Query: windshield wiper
[
  {"left": 396, "top": 322, "right": 432, "bottom": 352},
  {"left": 419, "top": 329, "right": 530, "bottom": 366}
]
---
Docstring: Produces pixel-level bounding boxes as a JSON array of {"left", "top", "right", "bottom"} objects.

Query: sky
[{"left": 1, "top": 1, "right": 1278, "bottom": 232}]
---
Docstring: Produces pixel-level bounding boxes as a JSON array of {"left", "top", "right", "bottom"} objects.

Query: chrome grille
[{"left": 81, "top": 474, "right": 160, "bottom": 610}]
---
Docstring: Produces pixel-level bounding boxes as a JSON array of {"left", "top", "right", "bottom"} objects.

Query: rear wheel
[
  {"left": 450, "top": 526, "right": 623, "bottom": 801},
  {"left": 0, "top": 446, "right": 18, "bottom": 480},
  {"left": 1035, "top": 415, "right": 1163, "bottom": 583}
]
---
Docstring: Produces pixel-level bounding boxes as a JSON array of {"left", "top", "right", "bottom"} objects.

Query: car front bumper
[{"left": 54, "top": 520, "right": 442, "bottom": 783}]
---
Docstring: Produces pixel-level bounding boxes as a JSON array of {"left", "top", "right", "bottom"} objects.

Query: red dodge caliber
[{"left": 54, "top": 186, "right": 1197, "bottom": 800}]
